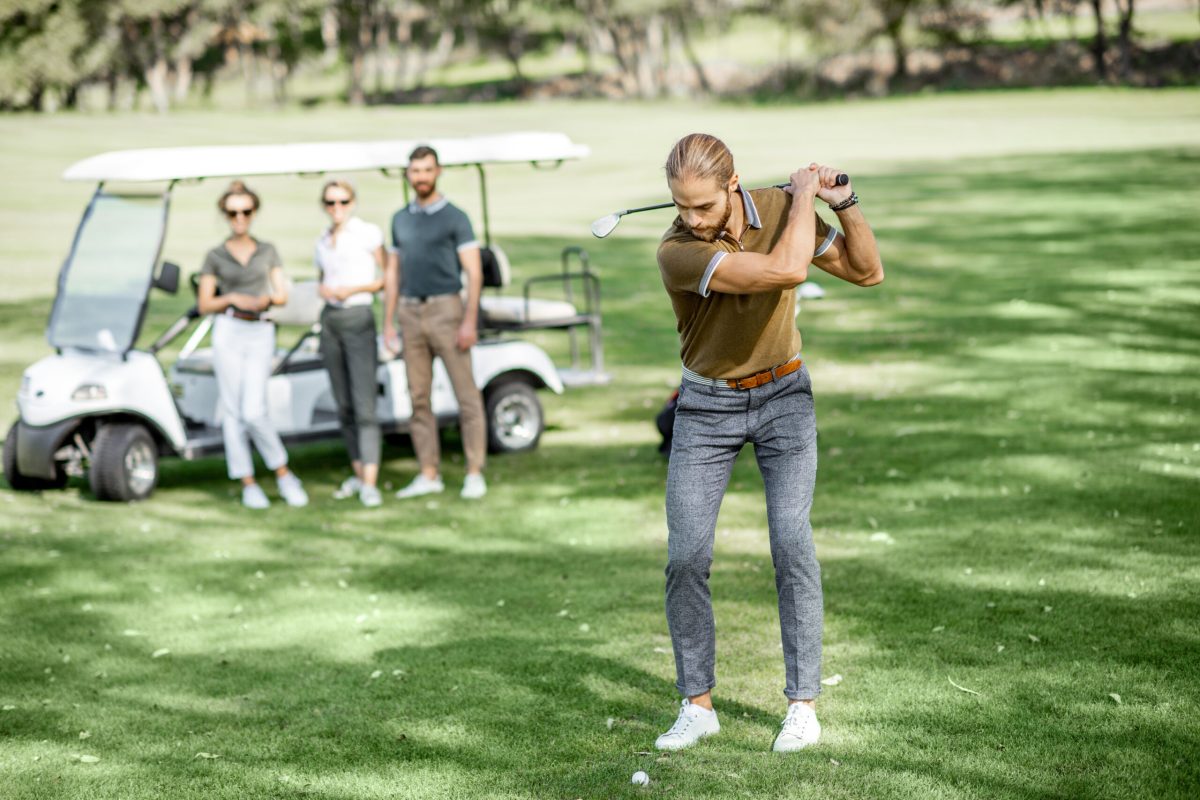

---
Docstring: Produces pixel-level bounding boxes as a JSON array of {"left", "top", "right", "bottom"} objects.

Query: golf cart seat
[
  {"left": 264, "top": 279, "right": 323, "bottom": 327},
  {"left": 477, "top": 244, "right": 608, "bottom": 386}
]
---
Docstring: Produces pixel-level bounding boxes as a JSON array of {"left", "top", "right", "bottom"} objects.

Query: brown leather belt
[
  {"left": 226, "top": 307, "right": 264, "bottom": 322},
  {"left": 725, "top": 356, "right": 803, "bottom": 390}
]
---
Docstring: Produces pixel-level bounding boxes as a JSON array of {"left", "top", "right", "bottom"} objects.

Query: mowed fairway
[{"left": 1, "top": 90, "right": 1198, "bottom": 799}]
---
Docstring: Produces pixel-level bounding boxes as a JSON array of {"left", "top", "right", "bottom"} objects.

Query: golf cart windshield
[{"left": 47, "top": 191, "right": 168, "bottom": 354}]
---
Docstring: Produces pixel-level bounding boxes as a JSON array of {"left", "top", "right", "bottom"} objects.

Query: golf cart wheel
[
  {"left": 485, "top": 380, "right": 543, "bottom": 454},
  {"left": 89, "top": 422, "right": 158, "bottom": 502},
  {"left": 3, "top": 421, "right": 68, "bottom": 491}
]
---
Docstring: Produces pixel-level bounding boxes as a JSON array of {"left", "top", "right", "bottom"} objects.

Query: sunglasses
[
  {"left": 225, "top": 208, "right": 254, "bottom": 219},
  {"left": 323, "top": 198, "right": 352, "bottom": 207}
]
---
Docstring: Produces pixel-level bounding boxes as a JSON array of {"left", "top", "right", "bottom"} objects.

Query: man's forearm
[
  {"left": 462, "top": 268, "right": 481, "bottom": 324},
  {"left": 383, "top": 253, "right": 399, "bottom": 325},
  {"left": 770, "top": 193, "right": 818, "bottom": 281},
  {"left": 834, "top": 205, "right": 884, "bottom": 286}
]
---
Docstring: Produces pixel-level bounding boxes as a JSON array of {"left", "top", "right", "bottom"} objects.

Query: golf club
[{"left": 590, "top": 174, "right": 850, "bottom": 238}]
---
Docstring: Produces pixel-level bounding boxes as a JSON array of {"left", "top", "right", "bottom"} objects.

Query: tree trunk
[
  {"left": 672, "top": 13, "right": 712, "bottom": 94},
  {"left": 322, "top": 7, "right": 340, "bottom": 67},
  {"left": 1115, "top": 0, "right": 1137, "bottom": 81},
  {"left": 174, "top": 55, "right": 193, "bottom": 104},
  {"left": 1089, "top": 0, "right": 1109, "bottom": 81},
  {"left": 347, "top": 7, "right": 367, "bottom": 105},
  {"left": 644, "top": 14, "right": 666, "bottom": 97},
  {"left": 145, "top": 15, "right": 171, "bottom": 113},
  {"left": 888, "top": 22, "right": 908, "bottom": 85},
  {"left": 394, "top": 12, "right": 413, "bottom": 89},
  {"left": 106, "top": 71, "right": 119, "bottom": 111},
  {"left": 239, "top": 40, "right": 258, "bottom": 106},
  {"left": 374, "top": 7, "right": 390, "bottom": 96},
  {"left": 428, "top": 28, "right": 455, "bottom": 74}
]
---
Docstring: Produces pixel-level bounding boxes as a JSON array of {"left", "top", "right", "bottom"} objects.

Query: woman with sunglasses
[
  {"left": 197, "top": 180, "right": 309, "bottom": 509},
  {"left": 315, "top": 180, "right": 387, "bottom": 507}
]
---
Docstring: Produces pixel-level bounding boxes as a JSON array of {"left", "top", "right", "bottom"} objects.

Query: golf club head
[{"left": 591, "top": 213, "right": 621, "bottom": 238}]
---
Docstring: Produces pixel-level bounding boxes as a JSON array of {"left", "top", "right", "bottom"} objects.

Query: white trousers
[{"left": 211, "top": 315, "right": 289, "bottom": 480}]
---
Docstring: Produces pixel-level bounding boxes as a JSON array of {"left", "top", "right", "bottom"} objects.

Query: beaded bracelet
[{"left": 829, "top": 192, "right": 859, "bottom": 212}]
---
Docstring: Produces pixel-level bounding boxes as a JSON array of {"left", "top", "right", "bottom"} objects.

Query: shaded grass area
[{"left": 2, "top": 146, "right": 1199, "bottom": 798}]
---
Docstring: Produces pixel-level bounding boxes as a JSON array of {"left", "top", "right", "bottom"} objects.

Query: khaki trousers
[{"left": 396, "top": 294, "right": 486, "bottom": 473}]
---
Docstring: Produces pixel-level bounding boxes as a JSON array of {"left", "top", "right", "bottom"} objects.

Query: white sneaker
[
  {"left": 242, "top": 483, "right": 270, "bottom": 509},
  {"left": 461, "top": 473, "right": 487, "bottom": 500},
  {"left": 654, "top": 699, "right": 720, "bottom": 751},
  {"left": 334, "top": 475, "right": 363, "bottom": 499},
  {"left": 359, "top": 484, "right": 382, "bottom": 508},
  {"left": 277, "top": 471, "right": 309, "bottom": 507},
  {"left": 395, "top": 474, "right": 444, "bottom": 499},
  {"left": 798, "top": 281, "right": 825, "bottom": 299},
  {"left": 772, "top": 703, "right": 821, "bottom": 752}
]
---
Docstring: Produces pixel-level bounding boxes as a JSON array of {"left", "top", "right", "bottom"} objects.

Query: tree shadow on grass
[{"left": 3, "top": 518, "right": 1199, "bottom": 799}]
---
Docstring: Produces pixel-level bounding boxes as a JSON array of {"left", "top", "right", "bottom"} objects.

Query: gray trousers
[
  {"left": 320, "top": 305, "right": 381, "bottom": 466},
  {"left": 665, "top": 365, "right": 823, "bottom": 701}
]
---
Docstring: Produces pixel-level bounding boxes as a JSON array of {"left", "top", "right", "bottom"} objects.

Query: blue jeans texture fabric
[{"left": 665, "top": 365, "right": 823, "bottom": 701}]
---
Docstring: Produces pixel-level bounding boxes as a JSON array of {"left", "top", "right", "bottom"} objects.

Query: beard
[
  {"left": 689, "top": 193, "right": 732, "bottom": 243},
  {"left": 413, "top": 179, "right": 438, "bottom": 200}
]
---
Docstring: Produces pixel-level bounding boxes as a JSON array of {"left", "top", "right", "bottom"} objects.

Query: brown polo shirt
[
  {"left": 200, "top": 239, "right": 281, "bottom": 296},
  {"left": 657, "top": 187, "right": 835, "bottom": 379}
]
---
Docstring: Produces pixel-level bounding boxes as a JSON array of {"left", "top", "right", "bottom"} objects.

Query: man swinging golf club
[{"left": 653, "top": 133, "right": 883, "bottom": 752}]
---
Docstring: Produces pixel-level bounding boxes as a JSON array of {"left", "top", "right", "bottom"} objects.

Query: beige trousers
[{"left": 396, "top": 294, "right": 486, "bottom": 474}]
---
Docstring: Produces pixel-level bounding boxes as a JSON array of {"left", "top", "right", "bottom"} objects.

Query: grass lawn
[{"left": 1, "top": 90, "right": 1198, "bottom": 799}]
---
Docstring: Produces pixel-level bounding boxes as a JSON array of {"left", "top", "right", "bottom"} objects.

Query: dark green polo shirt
[
  {"left": 200, "top": 239, "right": 281, "bottom": 296},
  {"left": 390, "top": 198, "right": 478, "bottom": 298}
]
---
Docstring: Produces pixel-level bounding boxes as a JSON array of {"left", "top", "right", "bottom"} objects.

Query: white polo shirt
[{"left": 315, "top": 216, "right": 384, "bottom": 308}]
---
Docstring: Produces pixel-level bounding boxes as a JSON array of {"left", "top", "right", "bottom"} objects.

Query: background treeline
[{"left": 1, "top": 0, "right": 1196, "bottom": 111}]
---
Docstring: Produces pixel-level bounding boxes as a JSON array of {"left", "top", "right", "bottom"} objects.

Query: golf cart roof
[{"left": 63, "top": 131, "right": 590, "bottom": 183}]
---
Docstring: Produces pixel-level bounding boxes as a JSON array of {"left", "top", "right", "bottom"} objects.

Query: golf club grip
[{"left": 772, "top": 173, "right": 850, "bottom": 189}]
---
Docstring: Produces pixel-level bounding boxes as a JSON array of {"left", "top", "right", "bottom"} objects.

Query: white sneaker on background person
[
  {"left": 395, "top": 474, "right": 444, "bottom": 499},
  {"left": 276, "top": 471, "right": 309, "bottom": 507},
  {"left": 797, "top": 281, "right": 825, "bottom": 299},
  {"left": 772, "top": 702, "right": 821, "bottom": 752},
  {"left": 359, "top": 484, "right": 382, "bottom": 508},
  {"left": 334, "top": 475, "right": 363, "bottom": 499},
  {"left": 654, "top": 699, "right": 720, "bottom": 751},
  {"left": 242, "top": 483, "right": 270, "bottom": 510},
  {"left": 460, "top": 473, "right": 487, "bottom": 500}
]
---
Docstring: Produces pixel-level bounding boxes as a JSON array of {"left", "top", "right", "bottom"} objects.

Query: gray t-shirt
[
  {"left": 200, "top": 240, "right": 281, "bottom": 296},
  {"left": 390, "top": 198, "right": 478, "bottom": 298}
]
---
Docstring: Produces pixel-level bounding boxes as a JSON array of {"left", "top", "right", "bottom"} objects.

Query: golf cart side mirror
[{"left": 154, "top": 261, "right": 180, "bottom": 294}]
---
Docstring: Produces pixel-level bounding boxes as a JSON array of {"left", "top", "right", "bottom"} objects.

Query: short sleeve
[
  {"left": 200, "top": 249, "right": 220, "bottom": 277},
  {"left": 452, "top": 210, "right": 478, "bottom": 252},
  {"left": 389, "top": 213, "right": 403, "bottom": 255},
  {"left": 813, "top": 212, "right": 837, "bottom": 258},
  {"left": 262, "top": 243, "right": 283, "bottom": 269},
  {"left": 362, "top": 221, "right": 384, "bottom": 252},
  {"left": 657, "top": 236, "right": 725, "bottom": 297}
]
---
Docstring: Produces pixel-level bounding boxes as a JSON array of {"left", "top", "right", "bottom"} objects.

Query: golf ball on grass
[{"left": 631, "top": 770, "right": 650, "bottom": 786}]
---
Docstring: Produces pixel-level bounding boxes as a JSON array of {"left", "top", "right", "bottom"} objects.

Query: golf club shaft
[{"left": 620, "top": 174, "right": 849, "bottom": 217}]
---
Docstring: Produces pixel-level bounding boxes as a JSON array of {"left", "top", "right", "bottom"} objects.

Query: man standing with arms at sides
[
  {"left": 383, "top": 145, "right": 488, "bottom": 500},
  {"left": 653, "top": 133, "right": 884, "bottom": 753}
]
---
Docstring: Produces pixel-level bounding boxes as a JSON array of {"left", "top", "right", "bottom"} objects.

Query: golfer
[
  {"left": 315, "top": 179, "right": 387, "bottom": 508},
  {"left": 382, "top": 145, "right": 488, "bottom": 501},
  {"left": 653, "top": 133, "right": 883, "bottom": 752},
  {"left": 197, "top": 180, "right": 309, "bottom": 510}
]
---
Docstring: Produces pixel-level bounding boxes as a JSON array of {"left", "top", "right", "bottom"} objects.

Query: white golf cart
[{"left": 4, "top": 132, "right": 607, "bottom": 501}]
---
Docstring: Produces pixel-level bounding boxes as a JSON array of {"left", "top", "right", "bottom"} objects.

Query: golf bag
[{"left": 655, "top": 388, "right": 679, "bottom": 455}]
